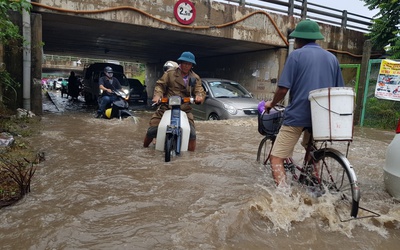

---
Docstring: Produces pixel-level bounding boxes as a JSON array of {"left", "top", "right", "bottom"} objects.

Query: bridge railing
[{"left": 218, "top": 0, "right": 373, "bottom": 32}]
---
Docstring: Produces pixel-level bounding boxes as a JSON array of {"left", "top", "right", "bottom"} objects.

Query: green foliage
[
  {"left": 0, "top": 0, "right": 32, "bottom": 45},
  {"left": 363, "top": 0, "right": 400, "bottom": 58},
  {"left": 364, "top": 97, "right": 400, "bottom": 129},
  {"left": 0, "top": 70, "right": 20, "bottom": 110},
  {"left": 387, "top": 29, "right": 400, "bottom": 59}
]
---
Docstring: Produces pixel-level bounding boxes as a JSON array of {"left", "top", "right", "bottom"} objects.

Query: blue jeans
[{"left": 97, "top": 95, "right": 118, "bottom": 114}]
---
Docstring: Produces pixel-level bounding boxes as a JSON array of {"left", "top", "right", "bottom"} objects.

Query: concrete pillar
[
  {"left": 31, "top": 80, "right": 42, "bottom": 115},
  {"left": 0, "top": 43, "right": 4, "bottom": 104},
  {"left": 7, "top": 12, "right": 23, "bottom": 109},
  {"left": 31, "top": 13, "right": 43, "bottom": 116},
  {"left": 354, "top": 40, "right": 372, "bottom": 125}
]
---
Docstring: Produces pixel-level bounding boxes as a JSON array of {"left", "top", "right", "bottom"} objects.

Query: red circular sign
[{"left": 174, "top": 0, "right": 196, "bottom": 25}]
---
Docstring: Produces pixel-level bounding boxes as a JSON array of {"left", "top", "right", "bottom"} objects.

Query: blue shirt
[{"left": 278, "top": 43, "right": 345, "bottom": 127}]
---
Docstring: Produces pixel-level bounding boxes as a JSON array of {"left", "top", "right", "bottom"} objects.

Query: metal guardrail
[
  {"left": 218, "top": 0, "right": 373, "bottom": 32},
  {"left": 43, "top": 55, "right": 142, "bottom": 67}
]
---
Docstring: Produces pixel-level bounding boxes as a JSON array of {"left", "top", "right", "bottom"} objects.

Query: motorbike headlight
[
  {"left": 169, "top": 96, "right": 182, "bottom": 105},
  {"left": 224, "top": 103, "right": 237, "bottom": 115}
]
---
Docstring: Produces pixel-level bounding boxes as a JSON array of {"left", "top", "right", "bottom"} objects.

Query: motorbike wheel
[{"left": 165, "top": 133, "right": 174, "bottom": 162}]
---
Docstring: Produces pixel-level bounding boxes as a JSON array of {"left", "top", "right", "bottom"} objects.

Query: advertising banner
[{"left": 375, "top": 59, "right": 400, "bottom": 101}]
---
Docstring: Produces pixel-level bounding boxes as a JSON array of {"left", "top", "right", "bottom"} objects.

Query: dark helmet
[
  {"left": 104, "top": 66, "right": 113, "bottom": 73},
  {"left": 177, "top": 51, "right": 196, "bottom": 65},
  {"left": 163, "top": 61, "right": 178, "bottom": 72}
]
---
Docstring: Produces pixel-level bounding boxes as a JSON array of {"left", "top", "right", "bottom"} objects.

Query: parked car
[
  {"left": 384, "top": 118, "right": 400, "bottom": 200},
  {"left": 192, "top": 78, "right": 259, "bottom": 120},
  {"left": 127, "top": 78, "right": 147, "bottom": 104}
]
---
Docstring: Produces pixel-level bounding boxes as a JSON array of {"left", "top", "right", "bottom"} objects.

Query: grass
[{"left": 0, "top": 108, "right": 42, "bottom": 208}]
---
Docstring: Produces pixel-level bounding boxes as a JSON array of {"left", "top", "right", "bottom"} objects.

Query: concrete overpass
[{"left": 8, "top": 0, "right": 374, "bottom": 111}]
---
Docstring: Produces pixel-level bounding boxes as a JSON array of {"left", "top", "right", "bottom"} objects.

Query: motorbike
[
  {"left": 155, "top": 77, "right": 197, "bottom": 162},
  {"left": 102, "top": 89, "right": 133, "bottom": 119}
]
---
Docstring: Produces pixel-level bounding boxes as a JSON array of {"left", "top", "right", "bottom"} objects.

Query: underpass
[{"left": 5, "top": 0, "right": 377, "bottom": 114}]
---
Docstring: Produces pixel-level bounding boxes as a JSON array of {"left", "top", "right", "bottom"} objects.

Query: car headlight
[{"left": 223, "top": 103, "right": 237, "bottom": 115}]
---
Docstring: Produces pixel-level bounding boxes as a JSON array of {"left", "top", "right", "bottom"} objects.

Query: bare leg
[{"left": 270, "top": 155, "right": 286, "bottom": 186}]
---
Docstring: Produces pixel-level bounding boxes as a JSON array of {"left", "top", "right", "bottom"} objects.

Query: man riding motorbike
[
  {"left": 143, "top": 52, "right": 206, "bottom": 151},
  {"left": 96, "top": 66, "right": 123, "bottom": 118}
]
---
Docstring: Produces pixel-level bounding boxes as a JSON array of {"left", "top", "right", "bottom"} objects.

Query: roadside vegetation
[
  {"left": 363, "top": 0, "right": 400, "bottom": 59},
  {"left": 1, "top": 0, "right": 38, "bottom": 208},
  {"left": 362, "top": 0, "right": 400, "bottom": 130},
  {"left": 0, "top": 110, "right": 42, "bottom": 208},
  {"left": 364, "top": 97, "right": 400, "bottom": 129}
]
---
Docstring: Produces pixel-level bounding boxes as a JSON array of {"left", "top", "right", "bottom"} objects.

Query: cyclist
[
  {"left": 264, "top": 19, "right": 345, "bottom": 186},
  {"left": 143, "top": 52, "right": 206, "bottom": 151}
]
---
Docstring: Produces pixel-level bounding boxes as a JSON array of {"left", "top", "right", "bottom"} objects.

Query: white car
[{"left": 384, "top": 118, "right": 400, "bottom": 199}]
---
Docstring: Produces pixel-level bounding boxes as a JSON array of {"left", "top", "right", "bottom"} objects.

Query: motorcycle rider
[
  {"left": 96, "top": 66, "right": 122, "bottom": 118},
  {"left": 163, "top": 60, "right": 178, "bottom": 72},
  {"left": 143, "top": 52, "right": 206, "bottom": 151}
]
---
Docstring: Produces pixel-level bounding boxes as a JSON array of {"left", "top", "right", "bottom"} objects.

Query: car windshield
[{"left": 208, "top": 81, "right": 251, "bottom": 98}]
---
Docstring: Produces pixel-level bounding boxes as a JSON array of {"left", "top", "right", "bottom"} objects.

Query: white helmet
[{"left": 163, "top": 61, "right": 178, "bottom": 72}]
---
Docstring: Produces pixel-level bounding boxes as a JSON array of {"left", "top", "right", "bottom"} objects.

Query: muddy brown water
[{"left": 0, "top": 93, "right": 399, "bottom": 249}]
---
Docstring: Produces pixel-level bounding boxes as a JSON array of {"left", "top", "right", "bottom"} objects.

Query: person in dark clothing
[
  {"left": 68, "top": 71, "right": 79, "bottom": 100},
  {"left": 95, "top": 66, "right": 122, "bottom": 118}
]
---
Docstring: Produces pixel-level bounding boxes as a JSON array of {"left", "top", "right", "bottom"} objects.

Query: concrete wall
[
  {"left": 36, "top": 0, "right": 368, "bottom": 101},
  {"left": 36, "top": 0, "right": 366, "bottom": 53},
  {"left": 146, "top": 48, "right": 284, "bottom": 101}
]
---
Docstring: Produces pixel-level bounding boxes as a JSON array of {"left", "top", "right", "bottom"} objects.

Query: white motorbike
[{"left": 155, "top": 77, "right": 197, "bottom": 162}]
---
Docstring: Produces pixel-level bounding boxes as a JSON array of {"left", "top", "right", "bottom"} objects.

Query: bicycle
[{"left": 256, "top": 105, "right": 361, "bottom": 218}]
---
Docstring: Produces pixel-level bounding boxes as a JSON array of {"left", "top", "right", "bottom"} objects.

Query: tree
[
  {"left": 0, "top": 0, "right": 31, "bottom": 111},
  {"left": 363, "top": 0, "right": 400, "bottom": 58},
  {"left": 0, "top": 0, "right": 31, "bottom": 44}
]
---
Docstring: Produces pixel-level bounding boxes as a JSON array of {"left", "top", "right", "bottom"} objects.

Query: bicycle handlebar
[
  {"left": 264, "top": 103, "right": 285, "bottom": 114},
  {"left": 272, "top": 104, "right": 285, "bottom": 112}
]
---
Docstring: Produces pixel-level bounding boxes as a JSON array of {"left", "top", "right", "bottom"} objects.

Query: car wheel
[{"left": 208, "top": 113, "right": 220, "bottom": 120}]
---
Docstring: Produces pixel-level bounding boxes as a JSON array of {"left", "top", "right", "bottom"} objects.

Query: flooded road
[{"left": 0, "top": 92, "right": 399, "bottom": 249}]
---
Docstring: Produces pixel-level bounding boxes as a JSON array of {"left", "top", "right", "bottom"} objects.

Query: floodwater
[{"left": 0, "top": 92, "right": 399, "bottom": 249}]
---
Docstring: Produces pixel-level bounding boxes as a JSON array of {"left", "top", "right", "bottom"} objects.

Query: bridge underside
[{"left": 39, "top": 12, "right": 275, "bottom": 64}]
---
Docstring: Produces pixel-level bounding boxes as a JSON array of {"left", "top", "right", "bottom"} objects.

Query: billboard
[{"left": 375, "top": 59, "right": 400, "bottom": 101}]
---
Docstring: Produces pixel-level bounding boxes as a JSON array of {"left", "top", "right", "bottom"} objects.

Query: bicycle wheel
[
  {"left": 165, "top": 133, "right": 173, "bottom": 162},
  {"left": 312, "top": 149, "right": 360, "bottom": 218},
  {"left": 256, "top": 136, "right": 274, "bottom": 165}
]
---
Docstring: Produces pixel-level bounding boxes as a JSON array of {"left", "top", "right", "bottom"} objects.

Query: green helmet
[{"left": 289, "top": 19, "right": 324, "bottom": 40}]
